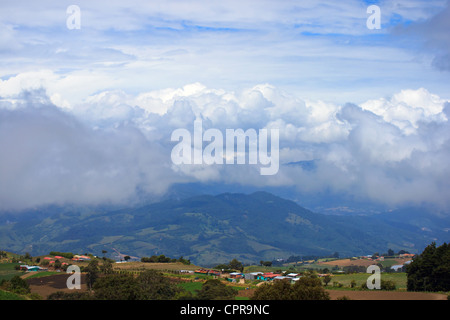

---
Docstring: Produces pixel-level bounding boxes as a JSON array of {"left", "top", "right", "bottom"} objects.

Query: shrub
[
  {"left": 196, "top": 279, "right": 236, "bottom": 300},
  {"left": 7, "top": 275, "right": 30, "bottom": 295},
  {"left": 381, "top": 280, "right": 396, "bottom": 291}
]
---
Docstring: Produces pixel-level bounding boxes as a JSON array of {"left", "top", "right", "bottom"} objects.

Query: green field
[
  {"left": 0, "top": 263, "right": 24, "bottom": 282},
  {"left": 326, "top": 273, "right": 407, "bottom": 290}
]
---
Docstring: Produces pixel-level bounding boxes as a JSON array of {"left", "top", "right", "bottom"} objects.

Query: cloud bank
[{"left": 1, "top": 80, "right": 449, "bottom": 211}]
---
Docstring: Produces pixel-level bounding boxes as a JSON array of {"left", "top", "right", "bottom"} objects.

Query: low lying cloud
[
  {"left": 0, "top": 80, "right": 449, "bottom": 211},
  {"left": 0, "top": 89, "right": 176, "bottom": 210}
]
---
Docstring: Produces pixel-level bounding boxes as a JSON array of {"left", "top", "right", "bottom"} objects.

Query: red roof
[{"left": 262, "top": 272, "right": 281, "bottom": 278}]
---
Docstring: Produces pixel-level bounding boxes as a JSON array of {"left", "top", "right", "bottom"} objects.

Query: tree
[
  {"left": 196, "top": 279, "right": 236, "bottom": 300},
  {"left": 86, "top": 259, "right": 100, "bottom": 291},
  {"left": 387, "top": 249, "right": 395, "bottom": 256},
  {"left": 252, "top": 279, "right": 292, "bottom": 300},
  {"left": 100, "top": 260, "right": 114, "bottom": 274},
  {"left": 177, "top": 256, "right": 190, "bottom": 265},
  {"left": 124, "top": 255, "right": 131, "bottom": 262},
  {"left": 262, "top": 261, "right": 272, "bottom": 267},
  {"left": 93, "top": 273, "right": 140, "bottom": 300},
  {"left": 291, "top": 276, "right": 330, "bottom": 300},
  {"left": 53, "top": 259, "right": 62, "bottom": 269},
  {"left": 322, "top": 275, "right": 332, "bottom": 286},
  {"left": 407, "top": 242, "right": 450, "bottom": 292},
  {"left": 23, "top": 252, "right": 32, "bottom": 261},
  {"left": 228, "top": 259, "right": 244, "bottom": 272},
  {"left": 136, "top": 270, "right": 182, "bottom": 300}
]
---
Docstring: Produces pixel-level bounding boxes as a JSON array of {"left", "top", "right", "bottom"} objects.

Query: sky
[{"left": 0, "top": 0, "right": 450, "bottom": 212}]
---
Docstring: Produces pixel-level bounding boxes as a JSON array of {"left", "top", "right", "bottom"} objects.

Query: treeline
[
  {"left": 48, "top": 265, "right": 235, "bottom": 300},
  {"left": 272, "top": 252, "right": 340, "bottom": 266},
  {"left": 215, "top": 258, "right": 244, "bottom": 272},
  {"left": 140, "top": 254, "right": 190, "bottom": 265},
  {"left": 49, "top": 251, "right": 74, "bottom": 259}
]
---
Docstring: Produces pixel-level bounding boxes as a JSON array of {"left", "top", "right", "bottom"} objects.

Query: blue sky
[
  {"left": 1, "top": 1, "right": 450, "bottom": 211},
  {"left": 0, "top": 0, "right": 448, "bottom": 103}
]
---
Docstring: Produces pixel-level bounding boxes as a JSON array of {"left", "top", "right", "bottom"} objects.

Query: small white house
[{"left": 391, "top": 264, "right": 404, "bottom": 271}]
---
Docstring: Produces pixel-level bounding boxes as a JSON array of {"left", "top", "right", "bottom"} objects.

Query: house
[
  {"left": 20, "top": 265, "right": 45, "bottom": 272},
  {"left": 179, "top": 270, "right": 194, "bottom": 274},
  {"left": 208, "top": 270, "right": 221, "bottom": 277},
  {"left": 391, "top": 265, "right": 404, "bottom": 271},
  {"left": 257, "top": 272, "right": 281, "bottom": 281},
  {"left": 194, "top": 269, "right": 209, "bottom": 275},
  {"left": 229, "top": 272, "right": 243, "bottom": 279},
  {"left": 244, "top": 272, "right": 263, "bottom": 280},
  {"left": 273, "top": 276, "right": 289, "bottom": 281},
  {"left": 317, "top": 273, "right": 331, "bottom": 278},
  {"left": 26, "top": 266, "right": 43, "bottom": 272},
  {"left": 72, "top": 255, "right": 91, "bottom": 261},
  {"left": 194, "top": 269, "right": 221, "bottom": 277}
]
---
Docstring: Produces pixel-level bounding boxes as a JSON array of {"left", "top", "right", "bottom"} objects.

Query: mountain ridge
[{"left": 0, "top": 191, "right": 448, "bottom": 266}]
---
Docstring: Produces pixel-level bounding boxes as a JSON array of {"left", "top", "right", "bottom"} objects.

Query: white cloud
[
  {"left": 360, "top": 88, "right": 448, "bottom": 134},
  {"left": 1, "top": 83, "right": 449, "bottom": 211}
]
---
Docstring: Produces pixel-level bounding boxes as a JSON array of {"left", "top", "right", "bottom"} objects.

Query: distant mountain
[{"left": 0, "top": 192, "right": 447, "bottom": 266}]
